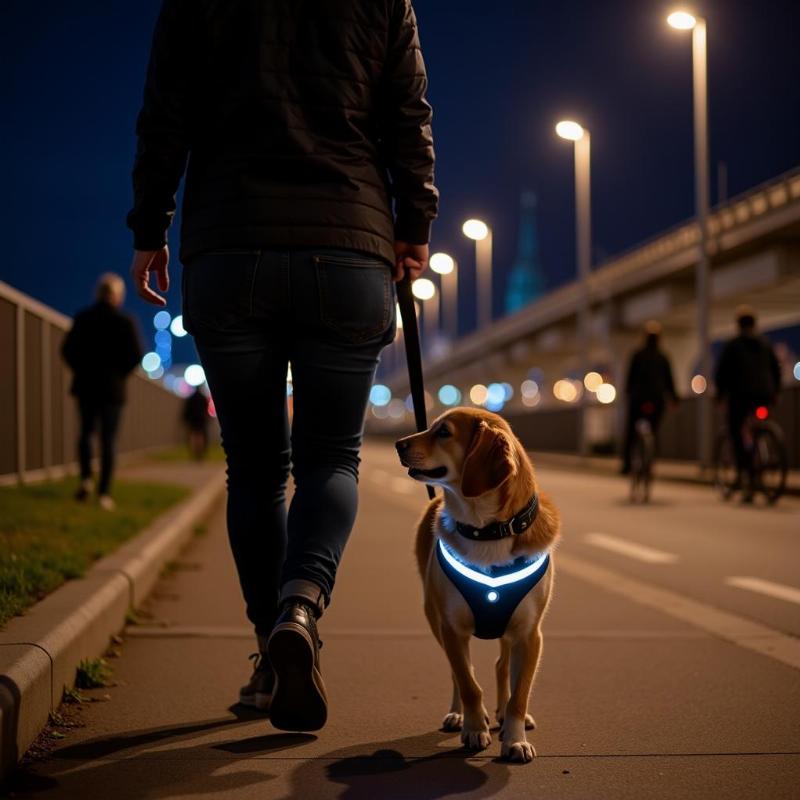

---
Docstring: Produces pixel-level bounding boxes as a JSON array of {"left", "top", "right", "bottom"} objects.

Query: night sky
[{"left": 3, "top": 0, "right": 799, "bottom": 365}]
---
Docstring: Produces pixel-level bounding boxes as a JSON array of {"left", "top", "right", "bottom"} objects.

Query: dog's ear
[{"left": 460, "top": 421, "right": 516, "bottom": 498}]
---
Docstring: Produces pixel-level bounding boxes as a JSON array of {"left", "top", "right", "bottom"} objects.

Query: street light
[
  {"left": 556, "top": 118, "right": 592, "bottom": 457},
  {"left": 412, "top": 277, "right": 438, "bottom": 350},
  {"left": 462, "top": 218, "right": 493, "bottom": 330},
  {"left": 430, "top": 251, "right": 458, "bottom": 341},
  {"left": 667, "top": 8, "right": 711, "bottom": 469}
]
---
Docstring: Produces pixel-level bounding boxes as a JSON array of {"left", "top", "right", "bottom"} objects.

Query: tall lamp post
[
  {"left": 430, "top": 252, "right": 458, "bottom": 341},
  {"left": 556, "top": 119, "right": 592, "bottom": 457},
  {"left": 462, "top": 219, "right": 492, "bottom": 330},
  {"left": 667, "top": 9, "right": 711, "bottom": 469}
]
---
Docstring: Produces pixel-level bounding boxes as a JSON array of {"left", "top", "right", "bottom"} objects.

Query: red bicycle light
[{"left": 756, "top": 406, "right": 768, "bottom": 420}]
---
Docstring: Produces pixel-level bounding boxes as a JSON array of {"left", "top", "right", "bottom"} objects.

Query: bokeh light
[
  {"left": 584, "top": 371, "right": 603, "bottom": 392},
  {"left": 153, "top": 310, "right": 171, "bottom": 330},
  {"left": 667, "top": 11, "right": 697, "bottom": 30},
  {"left": 170, "top": 315, "right": 187, "bottom": 337},
  {"left": 438, "top": 385, "right": 461, "bottom": 406},
  {"left": 411, "top": 278, "right": 436, "bottom": 301},
  {"left": 141, "top": 352, "right": 161, "bottom": 372},
  {"left": 596, "top": 383, "right": 617, "bottom": 404},
  {"left": 691, "top": 374, "right": 707, "bottom": 394},
  {"left": 462, "top": 219, "right": 489, "bottom": 241},
  {"left": 522, "top": 393, "right": 541, "bottom": 408},
  {"left": 430, "top": 252, "right": 455, "bottom": 275},
  {"left": 370, "top": 384, "right": 392, "bottom": 407},
  {"left": 155, "top": 329, "right": 171, "bottom": 347},
  {"left": 793, "top": 361, "right": 800, "bottom": 381},
  {"left": 553, "top": 379, "right": 578, "bottom": 403},
  {"left": 521, "top": 379, "right": 539, "bottom": 399},
  {"left": 469, "top": 384, "right": 488, "bottom": 405},
  {"left": 184, "top": 364, "right": 206, "bottom": 387}
]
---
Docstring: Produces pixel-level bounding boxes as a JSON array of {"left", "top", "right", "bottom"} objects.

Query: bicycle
[{"left": 713, "top": 406, "right": 788, "bottom": 505}]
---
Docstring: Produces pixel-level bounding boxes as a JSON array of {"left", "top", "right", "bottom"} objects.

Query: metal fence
[{"left": 0, "top": 281, "right": 188, "bottom": 485}]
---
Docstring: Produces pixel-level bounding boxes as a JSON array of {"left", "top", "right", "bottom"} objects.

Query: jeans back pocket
[
  {"left": 182, "top": 251, "right": 261, "bottom": 334},
  {"left": 315, "top": 254, "right": 393, "bottom": 344}
]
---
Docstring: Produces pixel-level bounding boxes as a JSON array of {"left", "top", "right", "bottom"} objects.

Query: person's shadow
[{"left": 10, "top": 708, "right": 510, "bottom": 799}]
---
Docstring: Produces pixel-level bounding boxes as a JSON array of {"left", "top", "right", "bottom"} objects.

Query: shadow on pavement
[
  {"left": 286, "top": 731, "right": 510, "bottom": 800},
  {"left": 10, "top": 716, "right": 508, "bottom": 799}
]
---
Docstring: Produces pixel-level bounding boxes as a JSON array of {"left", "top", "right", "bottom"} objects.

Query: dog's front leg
[
  {"left": 501, "top": 628, "right": 543, "bottom": 763},
  {"left": 440, "top": 626, "right": 491, "bottom": 750}
]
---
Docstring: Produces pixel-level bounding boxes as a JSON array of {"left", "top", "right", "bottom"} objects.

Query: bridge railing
[{"left": 0, "top": 281, "right": 187, "bottom": 485}]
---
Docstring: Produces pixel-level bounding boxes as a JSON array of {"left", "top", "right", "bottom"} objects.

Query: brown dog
[{"left": 396, "top": 407, "right": 561, "bottom": 762}]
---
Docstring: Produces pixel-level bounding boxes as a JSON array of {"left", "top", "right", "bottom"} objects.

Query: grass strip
[{"left": 0, "top": 478, "right": 189, "bottom": 628}]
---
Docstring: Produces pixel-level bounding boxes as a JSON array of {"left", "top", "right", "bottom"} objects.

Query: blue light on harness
[{"left": 436, "top": 539, "right": 550, "bottom": 639}]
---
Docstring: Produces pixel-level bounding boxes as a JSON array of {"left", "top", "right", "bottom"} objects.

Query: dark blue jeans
[{"left": 182, "top": 248, "right": 396, "bottom": 635}]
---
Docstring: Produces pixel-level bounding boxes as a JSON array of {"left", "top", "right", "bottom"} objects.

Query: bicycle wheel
[
  {"left": 713, "top": 432, "right": 737, "bottom": 500},
  {"left": 753, "top": 424, "right": 787, "bottom": 504},
  {"left": 629, "top": 431, "right": 652, "bottom": 503}
]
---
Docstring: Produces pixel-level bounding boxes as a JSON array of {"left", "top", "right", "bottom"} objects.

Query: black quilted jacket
[{"left": 127, "top": 0, "right": 438, "bottom": 266}]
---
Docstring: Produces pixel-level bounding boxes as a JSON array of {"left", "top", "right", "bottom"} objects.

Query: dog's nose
[{"left": 396, "top": 439, "right": 410, "bottom": 454}]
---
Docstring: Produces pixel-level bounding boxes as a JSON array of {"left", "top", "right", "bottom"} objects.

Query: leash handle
[{"left": 396, "top": 274, "right": 435, "bottom": 500}]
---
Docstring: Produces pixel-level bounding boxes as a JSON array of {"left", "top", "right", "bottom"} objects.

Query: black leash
[{"left": 396, "top": 274, "right": 435, "bottom": 500}]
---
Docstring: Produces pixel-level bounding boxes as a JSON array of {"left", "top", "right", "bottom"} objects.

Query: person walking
[
  {"left": 127, "top": 0, "right": 437, "bottom": 731},
  {"left": 61, "top": 273, "right": 143, "bottom": 511},
  {"left": 621, "top": 321, "right": 678, "bottom": 474},
  {"left": 715, "top": 306, "right": 781, "bottom": 502}
]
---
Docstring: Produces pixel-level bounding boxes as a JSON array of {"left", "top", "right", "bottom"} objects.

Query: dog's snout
[{"left": 396, "top": 439, "right": 410, "bottom": 453}]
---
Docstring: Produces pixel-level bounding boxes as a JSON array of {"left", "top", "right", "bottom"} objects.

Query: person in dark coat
[
  {"left": 127, "top": 0, "right": 438, "bottom": 730},
  {"left": 715, "top": 306, "right": 781, "bottom": 500},
  {"left": 61, "top": 273, "right": 143, "bottom": 510},
  {"left": 621, "top": 321, "right": 678, "bottom": 474}
]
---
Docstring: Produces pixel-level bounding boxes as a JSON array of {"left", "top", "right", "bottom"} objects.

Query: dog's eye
[{"left": 435, "top": 426, "right": 452, "bottom": 439}]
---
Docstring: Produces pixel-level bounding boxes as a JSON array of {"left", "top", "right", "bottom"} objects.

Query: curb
[{"left": 0, "top": 468, "right": 227, "bottom": 785}]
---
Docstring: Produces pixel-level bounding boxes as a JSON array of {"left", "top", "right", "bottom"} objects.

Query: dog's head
[{"left": 395, "top": 407, "right": 530, "bottom": 500}]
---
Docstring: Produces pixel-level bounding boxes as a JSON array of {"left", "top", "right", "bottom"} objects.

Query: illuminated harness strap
[{"left": 436, "top": 540, "right": 550, "bottom": 640}]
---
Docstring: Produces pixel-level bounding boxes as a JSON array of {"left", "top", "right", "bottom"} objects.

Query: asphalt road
[{"left": 10, "top": 440, "right": 800, "bottom": 799}]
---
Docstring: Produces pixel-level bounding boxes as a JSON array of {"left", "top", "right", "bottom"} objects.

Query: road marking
[
  {"left": 557, "top": 553, "right": 800, "bottom": 672},
  {"left": 584, "top": 533, "right": 678, "bottom": 564},
  {"left": 726, "top": 577, "right": 800, "bottom": 606}
]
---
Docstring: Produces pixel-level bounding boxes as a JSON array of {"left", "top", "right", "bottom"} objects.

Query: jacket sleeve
[
  {"left": 61, "top": 318, "right": 81, "bottom": 371},
  {"left": 126, "top": 0, "right": 195, "bottom": 251},
  {"left": 379, "top": 0, "right": 439, "bottom": 244}
]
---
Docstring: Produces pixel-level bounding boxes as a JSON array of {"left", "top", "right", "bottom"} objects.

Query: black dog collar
[{"left": 455, "top": 494, "right": 539, "bottom": 542}]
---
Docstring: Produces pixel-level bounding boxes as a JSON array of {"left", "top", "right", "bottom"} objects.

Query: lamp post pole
[
  {"left": 667, "top": 10, "right": 712, "bottom": 468},
  {"left": 462, "top": 220, "right": 492, "bottom": 331},
  {"left": 556, "top": 120, "right": 592, "bottom": 457}
]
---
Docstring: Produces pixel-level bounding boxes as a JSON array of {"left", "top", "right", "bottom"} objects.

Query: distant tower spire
[{"left": 504, "top": 191, "right": 546, "bottom": 314}]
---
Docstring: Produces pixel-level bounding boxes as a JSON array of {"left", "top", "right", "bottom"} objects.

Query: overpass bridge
[{"left": 375, "top": 166, "right": 800, "bottom": 465}]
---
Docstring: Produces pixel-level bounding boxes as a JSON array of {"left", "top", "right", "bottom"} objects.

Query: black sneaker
[
  {"left": 267, "top": 602, "right": 328, "bottom": 731},
  {"left": 238, "top": 652, "right": 275, "bottom": 711}
]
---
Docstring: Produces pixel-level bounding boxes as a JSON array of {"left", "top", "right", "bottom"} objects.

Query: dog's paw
[
  {"left": 501, "top": 740, "right": 536, "bottom": 763},
  {"left": 460, "top": 727, "right": 492, "bottom": 751},
  {"left": 441, "top": 712, "right": 463, "bottom": 732},
  {"left": 496, "top": 712, "right": 535, "bottom": 732}
]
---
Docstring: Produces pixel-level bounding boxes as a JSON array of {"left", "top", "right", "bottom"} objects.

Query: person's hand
[
  {"left": 393, "top": 241, "right": 429, "bottom": 282},
  {"left": 130, "top": 247, "right": 170, "bottom": 306}
]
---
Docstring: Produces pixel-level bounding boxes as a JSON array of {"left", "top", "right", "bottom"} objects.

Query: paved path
[{"left": 10, "top": 442, "right": 800, "bottom": 799}]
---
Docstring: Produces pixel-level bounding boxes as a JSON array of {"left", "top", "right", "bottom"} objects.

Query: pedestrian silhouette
[
  {"left": 61, "top": 272, "right": 143, "bottom": 510},
  {"left": 127, "top": 0, "right": 438, "bottom": 730},
  {"left": 715, "top": 305, "right": 781, "bottom": 501},
  {"left": 621, "top": 320, "right": 678, "bottom": 474}
]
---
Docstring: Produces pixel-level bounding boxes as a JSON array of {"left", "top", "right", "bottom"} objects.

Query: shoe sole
[
  {"left": 268, "top": 622, "right": 328, "bottom": 732},
  {"left": 238, "top": 691, "right": 272, "bottom": 711}
]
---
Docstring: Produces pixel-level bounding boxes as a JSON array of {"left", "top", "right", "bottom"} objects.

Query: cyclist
[
  {"left": 621, "top": 320, "right": 678, "bottom": 475},
  {"left": 715, "top": 306, "right": 781, "bottom": 502}
]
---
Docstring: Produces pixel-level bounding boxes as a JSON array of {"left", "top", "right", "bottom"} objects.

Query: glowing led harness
[{"left": 436, "top": 539, "right": 551, "bottom": 639}]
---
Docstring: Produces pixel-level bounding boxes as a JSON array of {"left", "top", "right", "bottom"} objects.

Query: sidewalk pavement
[
  {"left": 7, "top": 444, "right": 799, "bottom": 799},
  {"left": 0, "top": 457, "right": 226, "bottom": 787}
]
